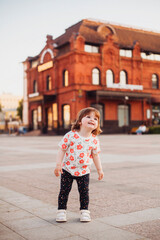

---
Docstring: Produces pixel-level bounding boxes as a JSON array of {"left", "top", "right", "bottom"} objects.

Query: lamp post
[{"left": 124, "top": 96, "right": 129, "bottom": 133}]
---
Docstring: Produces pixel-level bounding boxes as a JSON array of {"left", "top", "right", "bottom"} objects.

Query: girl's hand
[
  {"left": 98, "top": 169, "right": 104, "bottom": 180},
  {"left": 54, "top": 165, "right": 63, "bottom": 177}
]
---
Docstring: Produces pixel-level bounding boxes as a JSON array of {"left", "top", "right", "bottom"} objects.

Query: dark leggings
[{"left": 58, "top": 169, "right": 89, "bottom": 210}]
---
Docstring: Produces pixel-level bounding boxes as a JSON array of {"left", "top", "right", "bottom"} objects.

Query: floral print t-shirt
[{"left": 58, "top": 130, "right": 100, "bottom": 176}]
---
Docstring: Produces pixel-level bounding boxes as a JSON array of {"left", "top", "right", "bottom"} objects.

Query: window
[
  {"left": 92, "top": 68, "right": 100, "bottom": 85},
  {"left": 63, "top": 70, "right": 69, "bottom": 87},
  {"left": 120, "top": 49, "right": 132, "bottom": 57},
  {"left": 118, "top": 105, "right": 129, "bottom": 127},
  {"left": 120, "top": 70, "right": 127, "bottom": 85},
  {"left": 38, "top": 106, "right": 42, "bottom": 122},
  {"left": 62, "top": 105, "right": 70, "bottom": 129},
  {"left": 106, "top": 69, "right": 114, "bottom": 86},
  {"left": 46, "top": 75, "right": 52, "bottom": 90},
  {"left": 85, "top": 44, "right": 99, "bottom": 53},
  {"left": 31, "top": 60, "right": 39, "bottom": 68},
  {"left": 141, "top": 52, "right": 160, "bottom": 61},
  {"left": 152, "top": 74, "right": 159, "bottom": 89},
  {"left": 33, "top": 80, "right": 37, "bottom": 93},
  {"left": 47, "top": 107, "right": 52, "bottom": 130},
  {"left": 52, "top": 103, "right": 58, "bottom": 128},
  {"left": 32, "top": 109, "right": 38, "bottom": 130}
]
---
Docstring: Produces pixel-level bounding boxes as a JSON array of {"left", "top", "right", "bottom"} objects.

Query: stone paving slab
[
  {"left": 0, "top": 135, "right": 160, "bottom": 240},
  {"left": 122, "top": 220, "right": 160, "bottom": 240},
  {"left": 96, "top": 207, "right": 160, "bottom": 226}
]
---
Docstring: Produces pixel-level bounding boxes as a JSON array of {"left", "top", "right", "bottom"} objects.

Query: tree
[{"left": 17, "top": 99, "right": 23, "bottom": 121}]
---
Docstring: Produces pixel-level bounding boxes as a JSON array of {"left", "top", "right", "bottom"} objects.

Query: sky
[{"left": 0, "top": 0, "right": 160, "bottom": 97}]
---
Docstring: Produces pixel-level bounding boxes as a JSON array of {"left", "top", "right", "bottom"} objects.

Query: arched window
[
  {"left": 62, "top": 104, "right": 70, "bottom": 129},
  {"left": 92, "top": 68, "right": 100, "bottom": 85},
  {"left": 33, "top": 80, "right": 37, "bottom": 93},
  {"left": 46, "top": 75, "right": 52, "bottom": 90},
  {"left": 63, "top": 70, "right": 69, "bottom": 87},
  {"left": 106, "top": 69, "right": 114, "bottom": 86},
  {"left": 152, "top": 74, "right": 159, "bottom": 89},
  {"left": 120, "top": 70, "right": 128, "bottom": 85}
]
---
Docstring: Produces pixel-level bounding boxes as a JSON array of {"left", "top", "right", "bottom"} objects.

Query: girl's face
[{"left": 80, "top": 111, "right": 98, "bottom": 131}]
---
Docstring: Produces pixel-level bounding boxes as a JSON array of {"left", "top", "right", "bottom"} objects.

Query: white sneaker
[
  {"left": 56, "top": 210, "right": 67, "bottom": 222},
  {"left": 80, "top": 210, "right": 91, "bottom": 222}
]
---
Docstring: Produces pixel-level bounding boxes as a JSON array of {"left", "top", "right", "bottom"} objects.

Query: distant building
[
  {"left": 23, "top": 19, "right": 160, "bottom": 134},
  {"left": 0, "top": 93, "right": 22, "bottom": 121}
]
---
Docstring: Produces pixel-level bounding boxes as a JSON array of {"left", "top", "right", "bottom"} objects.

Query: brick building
[{"left": 23, "top": 19, "right": 160, "bottom": 134}]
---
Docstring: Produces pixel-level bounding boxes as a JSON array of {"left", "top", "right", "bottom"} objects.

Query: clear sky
[{"left": 0, "top": 0, "right": 160, "bottom": 97}]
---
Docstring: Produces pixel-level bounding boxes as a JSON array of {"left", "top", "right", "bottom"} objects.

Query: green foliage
[
  {"left": 17, "top": 99, "right": 23, "bottom": 120},
  {"left": 149, "top": 125, "right": 160, "bottom": 134}
]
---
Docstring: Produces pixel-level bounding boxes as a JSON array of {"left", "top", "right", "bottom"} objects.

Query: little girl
[{"left": 54, "top": 107, "right": 104, "bottom": 222}]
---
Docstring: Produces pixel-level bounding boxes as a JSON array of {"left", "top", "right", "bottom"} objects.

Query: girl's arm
[
  {"left": 54, "top": 148, "right": 66, "bottom": 177},
  {"left": 92, "top": 153, "right": 104, "bottom": 180}
]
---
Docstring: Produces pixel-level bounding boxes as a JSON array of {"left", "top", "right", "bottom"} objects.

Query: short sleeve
[
  {"left": 58, "top": 132, "right": 71, "bottom": 151},
  {"left": 92, "top": 136, "right": 101, "bottom": 154}
]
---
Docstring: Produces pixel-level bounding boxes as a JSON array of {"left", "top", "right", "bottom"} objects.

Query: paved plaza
[{"left": 0, "top": 134, "right": 160, "bottom": 240}]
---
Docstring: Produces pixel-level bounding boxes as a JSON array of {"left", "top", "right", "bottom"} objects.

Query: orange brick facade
[{"left": 23, "top": 19, "right": 160, "bottom": 134}]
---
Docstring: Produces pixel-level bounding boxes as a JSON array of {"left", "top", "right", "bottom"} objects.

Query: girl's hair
[{"left": 71, "top": 107, "right": 102, "bottom": 135}]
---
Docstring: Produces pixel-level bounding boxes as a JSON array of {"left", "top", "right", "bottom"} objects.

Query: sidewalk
[{"left": 0, "top": 134, "right": 160, "bottom": 240}]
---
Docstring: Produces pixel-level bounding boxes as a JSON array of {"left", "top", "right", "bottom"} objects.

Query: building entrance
[{"left": 118, "top": 105, "right": 129, "bottom": 127}]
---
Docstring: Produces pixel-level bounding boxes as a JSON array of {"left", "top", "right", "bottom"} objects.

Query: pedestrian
[
  {"left": 54, "top": 107, "right": 104, "bottom": 222},
  {"left": 136, "top": 123, "right": 147, "bottom": 135}
]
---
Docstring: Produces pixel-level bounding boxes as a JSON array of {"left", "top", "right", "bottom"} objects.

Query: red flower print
[
  {"left": 62, "top": 163, "right": 65, "bottom": 167},
  {"left": 92, "top": 134, "right": 96, "bottom": 137},
  {"left": 66, "top": 153, "right": 68, "bottom": 157},
  {"left": 62, "top": 144, "right": 67, "bottom": 150},
  {"left": 79, "top": 159, "right": 84, "bottom": 164},
  {"left": 64, "top": 138, "right": 68, "bottom": 143},
  {"left": 89, "top": 146, "right": 92, "bottom": 150},
  {"left": 66, "top": 161, "right": 70, "bottom": 165},
  {"left": 93, "top": 139, "right": 97, "bottom": 144},
  {"left": 82, "top": 170, "right": 86, "bottom": 174},
  {"left": 74, "top": 171, "right": 80, "bottom": 176},
  {"left": 71, "top": 166, "right": 76, "bottom": 169},
  {"left": 70, "top": 155, "right": 74, "bottom": 161},
  {"left": 90, "top": 154, "right": 93, "bottom": 159},
  {"left": 85, "top": 139, "right": 89, "bottom": 141},
  {"left": 77, "top": 144, "right": 83, "bottom": 150},
  {"left": 70, "top": 149, "right": 74, "bottom": 153},
  {"left": 86, "top": 159, "right": 89, "bottom": 163},
  {"left": 70, "top": 141, "right": 74, "bottom": 146},
  {"left": 74, "top": 134, "right": 79, "bottom": 139},
  {"left": 82, "top": 165, "right": 87, "bottom": 169},
  {"left": 79, "top": 153, "right": 84, "bottom": 158}
]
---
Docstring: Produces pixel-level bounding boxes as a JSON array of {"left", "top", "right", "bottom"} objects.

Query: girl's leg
[
  {"left": 76, "top": 174, "right": 90, "bottom": 210},
  {"left": 58, "top": 170, "right": 73, "bottom": 210}
]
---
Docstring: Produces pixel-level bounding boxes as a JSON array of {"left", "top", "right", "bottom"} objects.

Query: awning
[
  {"left": 44, "top": 94, "right": 56, "bottom": 102},
  {"left": 87, "top": 90, "right": 151, "bottom": 101},
  {"left": 151, "top": 97, "right": 160, "bottom": 104},
  {"left": 28, "top": 94, "right": 56, "bottom": 103}
]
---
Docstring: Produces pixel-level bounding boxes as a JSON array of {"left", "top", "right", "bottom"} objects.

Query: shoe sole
[
  {"left": 80, "top": 219, "right": 91, "bottom": 222},
  {"left": 56, "top": 219, "right": 67, "bottom": 222}
]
